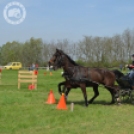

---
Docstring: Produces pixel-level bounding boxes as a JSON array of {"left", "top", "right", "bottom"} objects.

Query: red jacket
[{"left": 128, "top": 65, "right": 134, "bottom": 69}]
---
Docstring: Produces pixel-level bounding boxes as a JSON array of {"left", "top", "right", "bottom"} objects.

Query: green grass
[{"left": 0, "top": 69, "right": 134, "bottom": 134}]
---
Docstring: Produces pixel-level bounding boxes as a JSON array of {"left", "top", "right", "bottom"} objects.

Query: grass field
[{"left": 0, "top": 69, "right": 134, "bottom": 134}]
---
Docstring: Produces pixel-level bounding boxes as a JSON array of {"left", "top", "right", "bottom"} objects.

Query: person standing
[
  {"left": 35, "top": 63, "right": 38, "bottom": 70},
  {"left": 32, "top": 63, "right": 35, "bottom": 70},
  {"left": 126, "top": 54, "right": 134, "bottom": 89}
]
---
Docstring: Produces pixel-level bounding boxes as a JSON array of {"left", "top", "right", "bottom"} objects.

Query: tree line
[{"left": 0, "top": 28, "right": 134, "bottom": 67}]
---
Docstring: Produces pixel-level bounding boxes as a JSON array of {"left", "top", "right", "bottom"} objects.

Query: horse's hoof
[{"left": 59, "top": 92, "right": 62, "bottom": 95}]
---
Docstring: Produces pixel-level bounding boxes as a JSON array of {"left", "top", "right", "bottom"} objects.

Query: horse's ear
[
  {"left": 56, "top": 48, "right": 60, "bottom": 52},
  {"left": 56, "top": 48, "right": 62, "bottom": 54}
]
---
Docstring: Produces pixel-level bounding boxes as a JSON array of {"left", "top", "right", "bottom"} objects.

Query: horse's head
[
  {"left": 112, "top": 69, "right": 124, "bottom": 79},
  {"left": 48, "top": 49, "right": 66, "bottom": 70}
]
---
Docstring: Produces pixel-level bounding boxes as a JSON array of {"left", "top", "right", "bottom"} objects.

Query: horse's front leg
[
  {"left": 64, "top": 88, "right": 71, "bottom": 100},
  {"left": 58, "top": 81, "right": 66, "bottom": 95},
  {"left": 80, "top": 83, "right": 88, "bottom": 107}
]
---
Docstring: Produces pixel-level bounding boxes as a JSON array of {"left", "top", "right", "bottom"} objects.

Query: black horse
[
  {"left": 49, "top": 49, "right": 117, "bottom": 106},
  {"left": 112, "top": 69, "right": 134, "bottom": 103},
  {"left": 112, "top": 69, "right": 132, "bottom": 89}
]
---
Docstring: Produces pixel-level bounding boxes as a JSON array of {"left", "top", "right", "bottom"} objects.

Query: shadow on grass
[{"left": 66, "top": 100, "right": 111, "bottom": 106}]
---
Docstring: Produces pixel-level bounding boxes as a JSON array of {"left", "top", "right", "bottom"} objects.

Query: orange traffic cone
[
  {"left": 34, "top": 70, "right": 38, "bottom": 75},
  {"left": 46, "top": 90, "right": 56, "bottom": 104},
  {"left": 44, "top": 72, "right": 47, "bottom": 76},
  {"left": 56, "top": 93, "right": 67, "bottom": 110}
]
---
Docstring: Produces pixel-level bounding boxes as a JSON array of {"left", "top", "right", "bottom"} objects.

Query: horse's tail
[{"left": 112, "top": 69, "right": 124, "bottom": 79}]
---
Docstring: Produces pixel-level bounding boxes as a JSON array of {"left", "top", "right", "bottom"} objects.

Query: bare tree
[
  {"left": 77, "top": 36, "right": 93, "bottom": 62},
  {"left": 101, "top": 37, "right": 113, "bottom": 64},
  {"left": 122, "top": 29, "right": 132, "bottom": 62},
  {"left": 112, "top": 34, "right": 124, "bottom": 61},
  {"left": 92, "top": 37, "right": 103, "bottom": 66}
]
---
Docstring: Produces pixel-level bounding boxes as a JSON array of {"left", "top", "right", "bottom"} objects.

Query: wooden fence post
[{"left": 18, "top": 71, "right": 37, "bottom": 89}]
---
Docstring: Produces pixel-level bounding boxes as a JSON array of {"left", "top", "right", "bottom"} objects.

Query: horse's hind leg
[
  {"left": 88, "top": 84, "right": 99, "bottom": 104},
  {"left": 105, "top": 86, "right": 115, "bottom": 104},
  {"left": 110, "top": 91, "right": 115, "bottom": 104}
]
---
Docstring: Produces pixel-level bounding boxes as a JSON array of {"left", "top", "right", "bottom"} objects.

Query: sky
[{"left": 0, "top": 0, "right": 134, "bottom": 45}]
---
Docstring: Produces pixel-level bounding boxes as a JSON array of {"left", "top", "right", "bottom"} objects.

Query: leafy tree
[
  {"left": 1, "top": 41, "right": 22, "bottom": 65},
  {"left": 22, "top": 37, "right": 43, "bottom": 66}
]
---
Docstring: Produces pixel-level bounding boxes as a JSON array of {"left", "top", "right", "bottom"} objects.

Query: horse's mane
[{"left": 60, "top": 50, "right": 79, "bottom": 66}]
